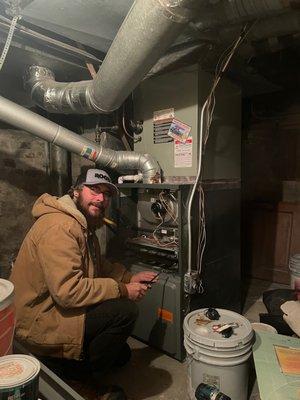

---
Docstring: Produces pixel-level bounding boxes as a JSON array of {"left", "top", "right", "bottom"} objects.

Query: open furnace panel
[
  {"left": 111, "top": 183, "right": 191, "bottom": 360},
  {"left": 114, "top": 183, "right": 191, "bottom": 276},
  {"left": 109, "top": 182, "right": 240, "bottom": 361}
]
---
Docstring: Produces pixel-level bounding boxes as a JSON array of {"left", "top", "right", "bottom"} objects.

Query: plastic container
[
  {"left": 0, "top": 279, "right": 15, "bottom": 356},
  {"left": 0, "top": 355, "right": 40, "bottom": 400},
  {"left": 251, "top": 323, "right": 277, "bottom": 334},
  {"left": 184, "top": 308, "right": 254, "bottom": 400},
  {"left": 288, "top": 254, "right": 300, "bottom": 299}
]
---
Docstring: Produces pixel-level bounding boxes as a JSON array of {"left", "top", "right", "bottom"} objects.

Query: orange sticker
[
  {"left": 157, "top": 308, "right": 173, "bottom": 323},
  {"left": 275, "top": 346, "right": 300, "bottom": 375}
]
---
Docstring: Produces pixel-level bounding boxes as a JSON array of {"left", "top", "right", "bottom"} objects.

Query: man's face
[{"left": 75, "top": 183, "right": 112, "bottom": 220}]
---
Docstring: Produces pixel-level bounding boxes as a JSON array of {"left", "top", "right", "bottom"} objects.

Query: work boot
[
  {"left": 39, "top": 356, "right": 89, "bottom": 381},
  {"left": 98, "top": 385, "right": 127, "bottom": 400}
]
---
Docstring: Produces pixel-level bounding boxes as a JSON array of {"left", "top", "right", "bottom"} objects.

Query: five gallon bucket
[
  {"left": 184, "top": 308, "right": 254, "bottom": 400},
  {"left": 251, "top": 322, "right": 277, "bottom": 334},
  {"left": 0, "top": 355, "right": 40, "bottom": 400},
  {"left": 0, "top": 279, "right": 15, "bottom": 356},
  {"left": 289, "top": 254, "right": 300, "bottom": 299}
]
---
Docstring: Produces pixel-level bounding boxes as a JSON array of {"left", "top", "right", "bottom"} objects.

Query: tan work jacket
[{"left": 10, "top": 194, "right": 132, "bottom": 360}]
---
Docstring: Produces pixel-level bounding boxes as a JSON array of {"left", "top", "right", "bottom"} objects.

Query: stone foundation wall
[{"left": 0, "top": 127, "right": 50, "bottom": 278}]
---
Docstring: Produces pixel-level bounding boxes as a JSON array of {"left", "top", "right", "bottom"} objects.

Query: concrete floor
[
  {"left": 68, "top": 278, "right": 289, "bottom": 400},
  {"left": 242, "top": 279, "right": 288, "bottom": 324}
]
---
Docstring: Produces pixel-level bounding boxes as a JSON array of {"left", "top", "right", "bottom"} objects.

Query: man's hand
[
  {"left": 125, "top": 283, "right": 148, "bottom": 301},
  {"left": 130, "top": 271, "right": 158, "bottom": 284}
]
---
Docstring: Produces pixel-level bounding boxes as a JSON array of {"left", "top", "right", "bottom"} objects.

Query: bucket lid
[
  {"left": 290, "top": 254, "right": 300, "bottom": 261},
  {"left": 288, "top": 256, "right": 300, "bottom": 273},
  {"left": 251, "top": 322, "right": 278, "bottom": 334},
  {"left": 0, "top": 279, "right": 14, "bottom": 306},
  {"left": 184, "top": 308, "right": 254, "bottom": 349},
  {"left": 289, "top": 254, "right": 300, "bottom": 265},
  {"left": 0, "top": 355, "right": 40, "bottom": 388}
]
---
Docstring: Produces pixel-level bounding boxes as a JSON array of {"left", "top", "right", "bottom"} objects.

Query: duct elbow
[
  {"left": 24, "top": 0, "right": 201, "bottom": 115},
  {"left": 24, "top": 65, "right": 97, "bottom": 114},
  {"left": 24, "top": 65, "right": 54, "bottom": 110},
  {"left": 96, "top": 150, "right": 161, "bottom": 184},
  {"left": 139, "top": 154, "right": 161, "bottom": 183}
]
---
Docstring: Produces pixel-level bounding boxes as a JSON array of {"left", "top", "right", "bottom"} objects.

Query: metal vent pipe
[
  {"left": 194, "top": 0, "right": 293, "bottom": 31},
  {"left": 24, "top": 0, "right": 199, "bottom": 114},
  {"left": 0, "top": 95, "right": 160, "bottom": 182},
  {"left": 24, "top": 0, "right": 293, "bottom": 115}
]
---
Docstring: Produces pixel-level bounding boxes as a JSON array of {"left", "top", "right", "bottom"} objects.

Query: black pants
[
  {"left": 84, "top": 298, "right": 138, "bottom": 376},
  {"left": 39, "top": 298, "right": 138, "bottom": 379}
]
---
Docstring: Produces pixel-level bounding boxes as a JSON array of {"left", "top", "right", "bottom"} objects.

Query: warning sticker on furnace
[
  {"left": 168, "top": 118, "right": 191, "bottom": 143},
  {"left": 174, "top": 138, "right": 192, "bottom": 168},
  {"left": 80, "top": 146, "right": 99, "bottom": 162}
]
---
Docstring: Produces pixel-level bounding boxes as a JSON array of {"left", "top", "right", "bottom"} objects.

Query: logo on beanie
[{"left": 95, "top": 173, "right": 111, "bottom": 182}]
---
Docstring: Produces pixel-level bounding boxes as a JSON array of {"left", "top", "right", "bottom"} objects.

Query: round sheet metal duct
[
  {"left": 24, "top": 0, "right": 200, "bottom": 114},
  {"left": 0, "top": 95, "right": 161, "bottom": 182}
]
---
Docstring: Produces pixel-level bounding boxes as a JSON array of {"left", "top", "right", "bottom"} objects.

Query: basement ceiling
[
  {"left": 20, "top": 0, "right": 133, "bottom": 53},
  {"left": 0, "top": 0, "right": 299, "bottom": 100}
]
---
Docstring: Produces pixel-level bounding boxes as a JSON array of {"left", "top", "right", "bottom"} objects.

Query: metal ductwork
[
  {"left": 194, "top": 0, "right": 293, "bottom": 31},
  {"left": 218, "top": 12, "right": 300, "bottom": 46},
  {"left": 24, "top": 0, "right": 294, "bottom": 115},
  {"left": 24, "top": 0, "right": 199, "bottom": 114},
  {"left": 0, "top": 95, "right": 160, "bottom": 183}
]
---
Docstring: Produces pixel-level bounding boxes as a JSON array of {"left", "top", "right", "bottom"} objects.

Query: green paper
[{"left": 253, "top": 331, "right": 300, "bottom": 400}]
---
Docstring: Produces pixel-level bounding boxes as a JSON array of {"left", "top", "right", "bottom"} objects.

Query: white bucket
[
  {"left": 0, "top": 279, "right": 15, "bottom": 356},
  {"left": 184, "top": 308, "right": 254, "bottom": 400},
  {"left": 289, "top": 254, "right": 300, "bottom": 299},
  {"left": 0, "top": 355, "right": 40, "bottom": 400},
  {"left": 251, "top": 322, "right": 277, "bottom": 334}
]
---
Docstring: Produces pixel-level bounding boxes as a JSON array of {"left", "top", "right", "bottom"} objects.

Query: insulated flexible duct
[
  {"left": 0, "top": 95, "right": 160, "bottom": 182},
  {"left": 24, "top": 0, "right": 199, "bottom": 114}
]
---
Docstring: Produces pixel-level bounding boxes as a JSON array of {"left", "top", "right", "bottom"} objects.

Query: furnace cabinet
[
  {"left": 108, "top": 64, "right": 241, "bottom": 360},
  {"left": 109, "top": 182, "right": 240, "bottom": 361}
]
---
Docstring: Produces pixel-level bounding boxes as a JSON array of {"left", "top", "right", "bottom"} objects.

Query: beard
[{"left": 76, "top": 194, "right": 105, "bottom": 228}]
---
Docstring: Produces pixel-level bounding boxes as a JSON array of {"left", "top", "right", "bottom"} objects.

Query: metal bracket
[{"left": 184, "top": 271, "right": 200, "bottom": 294}]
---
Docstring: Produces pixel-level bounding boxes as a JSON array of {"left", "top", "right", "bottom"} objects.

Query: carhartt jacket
[{"left": 10, "top": 193, "right": 132, "bottom": 360}]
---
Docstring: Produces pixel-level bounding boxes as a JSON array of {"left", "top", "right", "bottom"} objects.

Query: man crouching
[{"left": 10, "top": 168, "right": 157, "bottom": 400}]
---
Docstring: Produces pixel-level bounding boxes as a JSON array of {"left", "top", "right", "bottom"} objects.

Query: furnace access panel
[
  {"left": 113, "top": 183, "right": 192, "bottom": 275},
  {"left": 110, "top": 183, "right": 192, "bottom": 360}
]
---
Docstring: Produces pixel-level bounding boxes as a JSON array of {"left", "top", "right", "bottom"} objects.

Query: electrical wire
[
  {"left": 0, "top": 14, "right": 20, "bottom": 71},
  {"left": 152, "top": 197, "right": 179, "bottom": 246},
  {"left": 158, "top": 191, "right": 178, "bottom": 222},
  {"left": 196, "top": 186, "right": 206, "bottom": 294},
  {"left": 0, "top": 14, "right": 101, "bottom": 63},
  {"left": 122, "top": 104, "right": 140, "bottom": 143},
  {"left": 186, "top": 100, "right": 206, "bottom": 288},
  {"left": 152, "top": 214, "right": 167, "bottom": 246},
  {"left": 135, "top": 234, "right": 177, "bottom": 248},
  {"left": 203, "top": 22, "right": 255, "bottom": 147},
  {"left": 187, "top": 21, "right": 256, "bottom": 293},
  {"left": 153, "top": 223, "right": 178, "bottom": 247}
]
